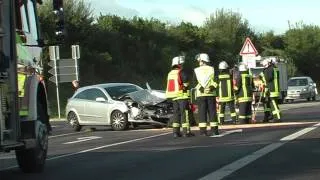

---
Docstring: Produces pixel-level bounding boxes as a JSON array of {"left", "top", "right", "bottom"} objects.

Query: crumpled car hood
[{"left": 126, "top": 89, "right": 167, "bottom": 105}]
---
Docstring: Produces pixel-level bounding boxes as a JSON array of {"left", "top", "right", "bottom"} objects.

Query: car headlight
[{"left": 302, "top": 88, "right": 307, "bottom": 91}]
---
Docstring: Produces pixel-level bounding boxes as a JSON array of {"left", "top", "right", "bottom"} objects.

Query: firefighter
[
  {"left": 193, "top": 53, "right": 219, "bottom": 136},
  {"left": 260, "top": 59, "right": 281, "bottom": 122},
  {"left": 165, "top": 56, "right": 194, "bottom": 138},
  {"left": 217, "top": 61, "right": 237, "bottom": 124},
  {"left": 234, "top": 63, "right": 254, "bottom": 124}
]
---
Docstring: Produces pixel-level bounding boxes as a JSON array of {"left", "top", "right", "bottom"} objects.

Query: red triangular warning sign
[{"left": 239, "top": 37, "right": 258, "bottom": 55}]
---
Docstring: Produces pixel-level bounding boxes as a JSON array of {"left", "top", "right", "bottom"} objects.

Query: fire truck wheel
[{"left": 15, "top": 105, "right": 48, "bottom": 173}]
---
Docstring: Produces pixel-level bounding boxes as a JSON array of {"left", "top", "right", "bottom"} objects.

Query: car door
[
  {"left": 84, "top": 88, "right": 110, "bottom": 125},
  {"left": 71, "top": 90, "right": 90, "bottom": 123}
]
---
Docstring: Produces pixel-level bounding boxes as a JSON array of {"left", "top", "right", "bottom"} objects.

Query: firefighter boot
[
  {"left": 210, "top": 126, "right": 219, "bottom": 136},
  {"left": 173, "top": 127, "right": 182, "bottom": 138},
  {"left": 199, "top": 127, "right": 207, "bottom": 136},
  {"left": 206, "top": 126, "right": 219, "bottom": 136},
  {"left": 182, "top": 128, "right": 195, "bottom": 137}
]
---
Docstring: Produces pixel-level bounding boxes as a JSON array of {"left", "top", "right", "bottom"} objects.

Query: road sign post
[
  {"left": 49, "top": 46, "right": 61, "bottom": 120},
  {"left": 71, "top": 45, "right": 80, "bottom": 81},
  {"left": 48, "top": 45, "right": 81, "bottom": 120}
]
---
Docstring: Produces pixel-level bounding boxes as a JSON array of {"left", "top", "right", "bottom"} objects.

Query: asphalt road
[{"left": 1, "top": 100, "right": 320, "bottom": 180}]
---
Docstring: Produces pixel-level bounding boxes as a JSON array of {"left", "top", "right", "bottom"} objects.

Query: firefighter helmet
[
  {"left": 171, "top": 56, "right": 180, "bottom": 66},
  {"left": 195, "top": 53, "right": 210, "bottom": 62},
  {"left": 172, "top": 56, "right": 185, "bottom": 66},
  {"left": 178, "top": 56, "right": 185, "bottom": 64},
  {"left": 239, "top": 63, "right": 248, "bottom": 71},
  {"left": 261, "top": 59, "right": 269, "bottom": 67},
  {"left": 218, "top": 61, "right": 229, "bottom": 70}
]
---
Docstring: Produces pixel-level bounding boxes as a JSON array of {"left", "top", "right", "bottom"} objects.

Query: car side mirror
[{"left": 96, "top": 97, "right": 106, "bottom": 102}]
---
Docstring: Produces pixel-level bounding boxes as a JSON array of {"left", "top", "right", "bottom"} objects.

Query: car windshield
[
  {"left": 104, "top": 85, "right": 143, "bottom": 99},
  {"left": 288, "top": 78, "right": 308, "bottom": 86}
]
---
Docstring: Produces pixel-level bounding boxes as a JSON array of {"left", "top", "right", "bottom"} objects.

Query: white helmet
[
  {"left": 261, "top": 59, "right": 269, "bottom": 67},
  {"left": 171, "top": 56, "right": 180, "bottom": 66},
  {"left": 269, "top": 58, "right": 278, "bottom": 64},
  {"left": 239, "top": 63, "right": 248, "bottom": 71},
  {"left": 218, "top": 61, "right": 229, "bottom": 70},
  {"left": 178, "top": 56, "right": 185, "bottom": 64},
  {"left": 196, "top": 53, "right": 210, "bottom": 62}
]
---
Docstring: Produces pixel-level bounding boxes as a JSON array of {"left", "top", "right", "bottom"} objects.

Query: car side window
[
  {"left": 74, "top": 90, "right": 89, "bottom": 100},
  {"left": 86, "top": 89, "right": 107, "bottom": 101}
]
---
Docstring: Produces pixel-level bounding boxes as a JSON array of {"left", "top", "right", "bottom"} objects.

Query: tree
[
  {"left": 284, "top": 24, "right": 320, "bottom": 81},
  {"left": 202, "top": 9, "right": 256, "bottom": 67}
]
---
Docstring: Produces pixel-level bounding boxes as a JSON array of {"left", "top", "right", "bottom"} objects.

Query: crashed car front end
[{"left": 119, "top": 89, "right": 173, "bottom": 126}]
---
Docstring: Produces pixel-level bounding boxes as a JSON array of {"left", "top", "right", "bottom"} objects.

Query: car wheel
[
  {"left": 67, "top": 111, "right": 82, "bottom": 132},
  {"left": 312, "top": 94, "right": 317, "bottom": 101},
  {"left": 307, "top": 98, "right": 311, "bottom": 101},
  {"left": 111, "top": 110, "right": 128, "bottom": 131}
]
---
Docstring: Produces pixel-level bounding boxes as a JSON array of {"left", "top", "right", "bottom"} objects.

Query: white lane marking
[
  {"left": 49, "top": 132, "right": 86, "bottom": 139},
  {"left": 48, "top": 132, "right": 171, "bottom": 160},
  {"left": 210, "top": 129, "right": 243, "bottom": 138},
  {"left": 199, "top": 122, "right": 320, "bottom": 180},
  {"left": 0, "top": 132, "right": 171, "bottom": 171},
  {"left": 63, "top": 136, "right": 102, "bottom": 144}
]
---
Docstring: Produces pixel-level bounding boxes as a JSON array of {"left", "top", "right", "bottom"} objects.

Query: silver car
[
  {"left": 285, "top": 76, "right": 317, "bottom": 102},
  {"left": 65, "top": 83, "right": 173, "bottom": 131}
]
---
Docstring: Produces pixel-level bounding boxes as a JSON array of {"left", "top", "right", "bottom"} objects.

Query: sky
[{"left": 87, "top": 0, "right": 320, "bottom": 34}]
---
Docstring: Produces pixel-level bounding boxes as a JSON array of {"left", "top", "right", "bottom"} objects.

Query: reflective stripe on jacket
[
  {"left": 218, "top": 72, "right": 234, "bottom": 102},
  {"left": 194, "top": 65, "right": 217, "bottom": 97},
  {"left": 166, "top": 69, "right": 183, "bottom": 99},
  {"left": 261, "top": 65, "right": 280, "bottom": 98},
  {"left": 235, "top": 72, "right": 253, "bottom": 102}
]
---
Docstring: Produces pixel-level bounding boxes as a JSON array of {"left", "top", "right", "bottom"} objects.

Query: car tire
[
  {"left": 307, "top": 98, "right": 311, "bottom": 101},
  {"left": 15, "top": 103, "right": 48, "bottom": 173},
  {"left": 111, "top": 110, "right": 128, "bottom": 131},
  {"left": 312, "top": 94, "right": 317, "bottom": 101},
  {"left": 67, "top": 111, "right": 82, "bottom": 132}
]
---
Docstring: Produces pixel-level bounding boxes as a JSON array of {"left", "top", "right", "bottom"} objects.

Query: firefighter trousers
[
  {"left": 264, "top": 96, "right": 281, "bottom": 122},
  {"left": 218, "top": 101, "right": 237, "bottom": 124},
  {"left": 172, "top": 99, "right": 191, "bottom": 134},
  {"left": 197, "top": 96, "right": 218, "bottom": 135},
  {"left": 238, "top": 101, "right": 252, "bottom": 124}
]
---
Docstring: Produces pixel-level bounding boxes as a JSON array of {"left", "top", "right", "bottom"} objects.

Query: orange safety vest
[{"left": 165, "top": 69, "right": 183, "bottom": 99}]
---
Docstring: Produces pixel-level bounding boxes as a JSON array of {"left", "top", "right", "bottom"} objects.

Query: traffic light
[
  {"left": 53, "top": 0, "right": 65, "bottom": 42},
  {"left": 53, "top": 0, "right": 63, "bottom": 12}
]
